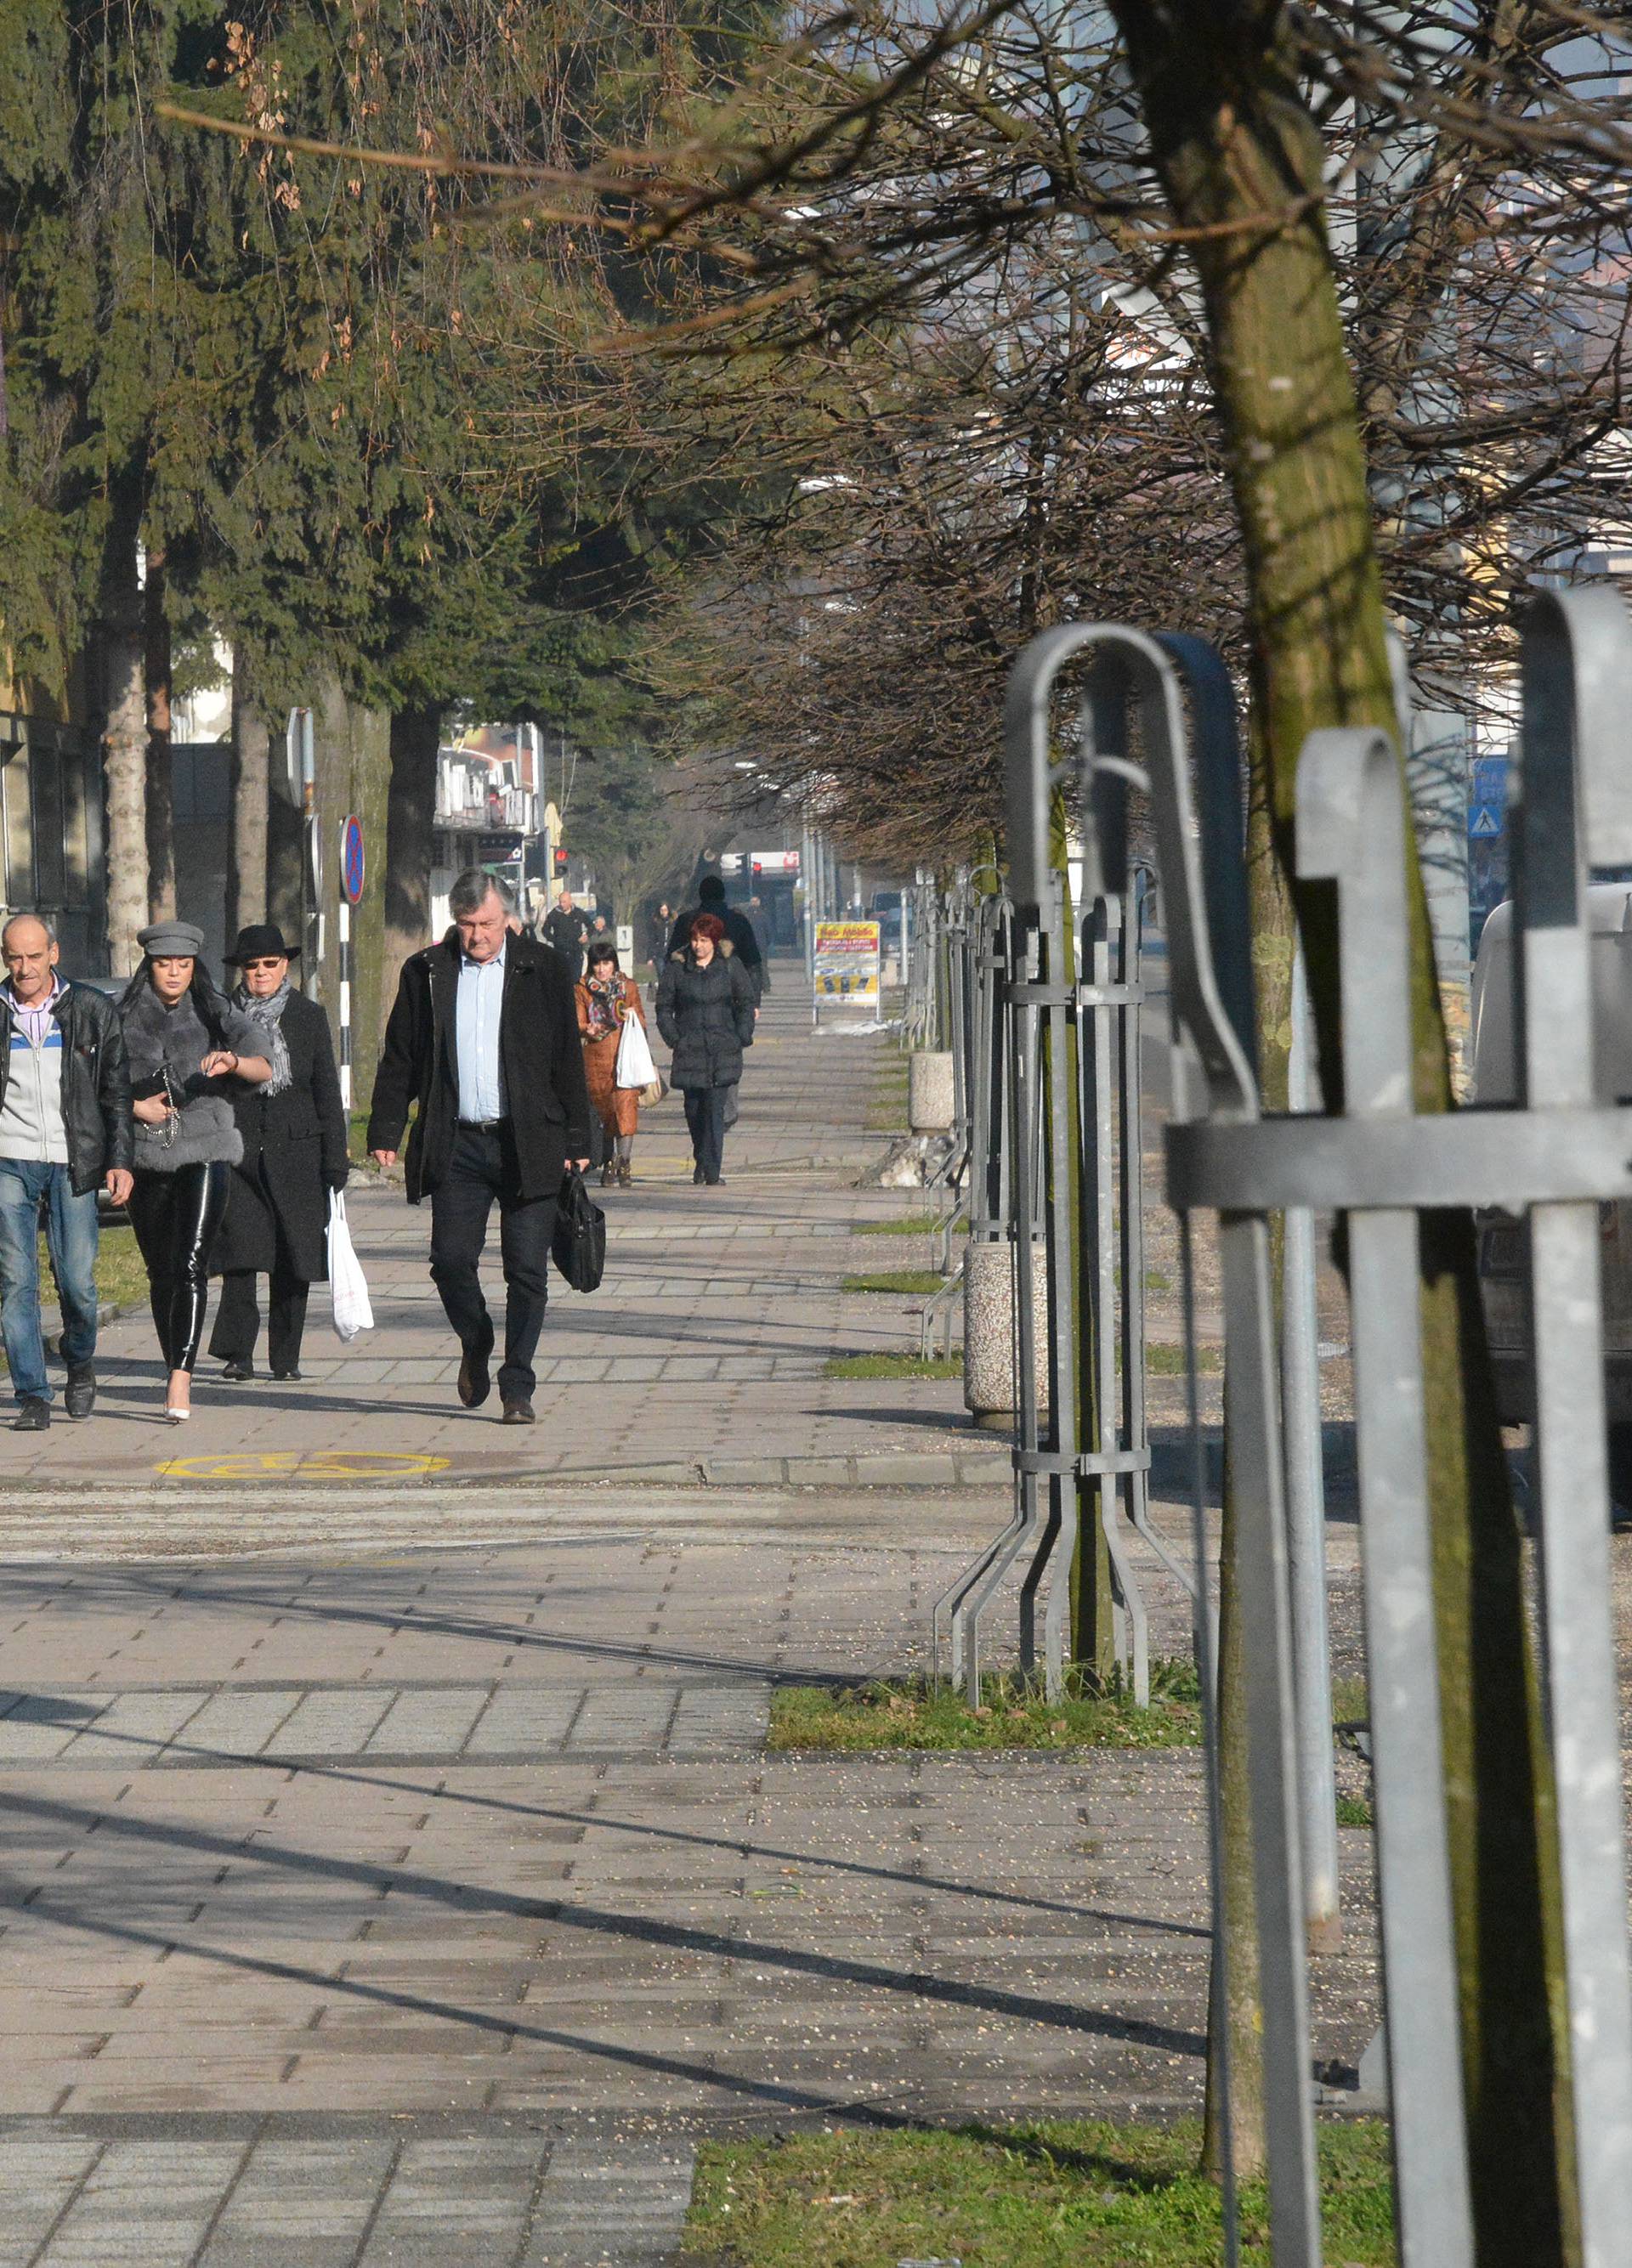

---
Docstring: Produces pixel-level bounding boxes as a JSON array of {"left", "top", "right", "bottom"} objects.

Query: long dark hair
[{"left": 119, "top": 959, "right": 231, "bottom": 1048}]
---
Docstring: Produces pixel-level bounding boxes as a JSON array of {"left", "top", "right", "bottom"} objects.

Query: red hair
[{"left": 690, "top": 913, "right": 726, "bottom": 946}]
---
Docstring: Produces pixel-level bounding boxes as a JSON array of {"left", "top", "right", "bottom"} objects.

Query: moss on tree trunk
[
  {"left": 143, "top": 552, "right": 175, "bottom": 925},
  {"left": 1108, "top": 7, "right": 1575, "bottom": 2254},
  {"left": 226, "top": 653, "right": 269, "bottom": 943}
]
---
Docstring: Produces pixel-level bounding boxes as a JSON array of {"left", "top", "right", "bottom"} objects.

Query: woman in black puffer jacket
[{"left": 655, "top": 913, "right": 756, "bottom": 1186}]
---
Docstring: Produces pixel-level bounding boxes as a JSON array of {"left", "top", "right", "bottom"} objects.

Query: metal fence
[
  {"left": 972, "top": 602, "right": 1632, "bottom": 2268},
  {"left": 932, "top": 653, "right": 1176, "bottom": 1702}
]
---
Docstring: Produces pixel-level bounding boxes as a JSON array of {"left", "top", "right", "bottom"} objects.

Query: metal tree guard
[
  {"left": 935, "top": 636, "right": 1202, "bottom": 1705},
  {"left": 990, "top": 596, "right": 1632, "bottom": 2268}
]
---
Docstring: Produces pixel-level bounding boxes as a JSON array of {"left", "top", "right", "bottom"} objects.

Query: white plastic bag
[
  {"left": 327, "top": 1193, "right": 375, "bottom": 1342},
  {"left": 615, "top": 1010, "right": 658, "bottom": 1090}
]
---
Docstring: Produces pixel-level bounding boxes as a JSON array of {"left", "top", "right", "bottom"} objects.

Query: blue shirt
[{"left": 455, "top": 943, "right": 507, "bottom": 1122}]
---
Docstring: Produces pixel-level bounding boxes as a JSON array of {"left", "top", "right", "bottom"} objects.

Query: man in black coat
[
  {"left": 539, "top": 891, "right": 590, "bottom": 981},
  {"left": 367, "top": 868, "right": 592, "bottom": 1424},
  {"left": 208, "top": 925, "right": 349, "bottom": 1383},
  {"left": 666, "top": 875, "right": 766, "bottom": 1002}
]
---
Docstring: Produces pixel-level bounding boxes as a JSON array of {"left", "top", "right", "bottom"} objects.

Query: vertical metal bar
[
  {"left": 1216, "top": 1213, "right": 1323, "bottom": 2268},
  {"left": 1179, "top": 1215, "right": 1239, "bottom": 2268},
  {"left": 1091, "top": 903, "right": 1122, "bottom": 1677},
  {"left": 1282, "top": 947, "right": 1340, "bottom": 1949},
  {"left": 1116, "top": 889, "right": 1153, "bottom": 1705},
  {"left": 1516, "top": 588, "right": 1632, "bottom": 2268},
  {"left": 1040, "top": 887, "right": 1079, "bottom": 1695},
  {"left": 1299, "top": 725, "right": 1473, "bottom": 2268}
]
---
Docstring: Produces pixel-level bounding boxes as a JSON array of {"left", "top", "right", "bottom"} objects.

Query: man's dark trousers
[{"left": 428, "top": 1123, "right": 558, "bottom": 1400}]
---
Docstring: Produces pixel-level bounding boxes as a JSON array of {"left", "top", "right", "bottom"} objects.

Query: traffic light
[{"left": 552, "top": 846, "right": 568, "bottom": 875}]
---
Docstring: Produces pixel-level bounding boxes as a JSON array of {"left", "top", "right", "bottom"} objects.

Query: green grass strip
[
  {"left": 685, "top": 2117, "right": 1397, "bottom": 2265},
  {"left": 768, "top": 1666, "right": 1200, "bottom": 1753},
  {"left": 842, "top": 1270, "right": 946, "bottom": 1295},
  {"left": 823, "top": 1353, "right": 963, "bottom": 1381},
  {"left": 855, "top": 1213, "right": 941, "bottom": 1236}
]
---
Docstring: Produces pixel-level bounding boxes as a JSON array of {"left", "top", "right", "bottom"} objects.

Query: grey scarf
[{"left": 230, "top": 979, "right": 292, "bottom": 1096}]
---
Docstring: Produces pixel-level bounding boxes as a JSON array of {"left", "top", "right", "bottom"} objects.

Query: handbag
[
  {"left": 615, "top": 1008, "right": 659, "bottom": 1089},
  {"left": 723, "top": 1083, "right": 740, "bottom": 1129},
  {"left": 552, "top": 1168, "right": 606, "bottom": 1294},
  {"left": 327, "top": 1194, "right": 375, "bottom": 1341}
]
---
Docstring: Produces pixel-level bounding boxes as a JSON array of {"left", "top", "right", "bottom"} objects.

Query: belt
[{"left": 457, "top": 1117, "right": 508, "bottom": 1134}]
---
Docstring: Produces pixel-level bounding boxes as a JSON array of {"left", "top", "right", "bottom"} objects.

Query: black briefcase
[{"left": 552, "top": 1169, "right": 606, "bottom": 1294}]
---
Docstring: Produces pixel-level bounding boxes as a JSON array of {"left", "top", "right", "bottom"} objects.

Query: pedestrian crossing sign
[{"left": 1470, "top": 806, "right": 1503, "bottom": 839}]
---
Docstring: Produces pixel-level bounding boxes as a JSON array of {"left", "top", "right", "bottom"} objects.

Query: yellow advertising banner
[{"left": 813, "top": 919, "right": 881, "bottom": 1004}]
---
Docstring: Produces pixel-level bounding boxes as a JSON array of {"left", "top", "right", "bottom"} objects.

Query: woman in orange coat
[{"left": 575, "top": 936, "right": 649, "bottom": 1187}]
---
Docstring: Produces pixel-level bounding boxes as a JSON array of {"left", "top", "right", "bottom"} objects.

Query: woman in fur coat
[
  {"left": 118, "top": 922, "right": 274, "bottom": 1421},
  {"left": 575, "top": 935, "right": 649, "bottom": 1186}
]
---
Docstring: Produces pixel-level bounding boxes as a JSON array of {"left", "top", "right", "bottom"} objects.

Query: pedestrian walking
[
  {"left": 649, "top": 902, "right": 672, "bottom": 993},
  {"left": 208, "top": 925, "right": 349, "bottom": 1384},
  {"left": 667, "top": 875, "right": 766, "bottom": 1002},
  {"left": 576, "top": 936, "right": 648, "bottom": 1188},
  {"left": 541, "top": 891, "right": 591, "bottom": 982},
  {"left": 119, "top": 922, "right": 275, "bottom": 1422},
  {"left": 366, "top": 868, "right": 592, "bottom": 1426},
  {"left": 656, "top": 913, "right": 755, "bottom": 1187},
  {"left": 0, "top": 914, "right": 134, "bottom": 1430}
]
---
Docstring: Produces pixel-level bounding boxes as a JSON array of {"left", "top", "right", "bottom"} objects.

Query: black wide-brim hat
[{"left": 224, "top": 923, "right": 301, "bottom": 964}]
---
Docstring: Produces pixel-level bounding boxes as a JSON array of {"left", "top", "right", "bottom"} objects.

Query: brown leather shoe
[
  {"left": 501, "top": 1398, "right": 535, "bottom": 1425},
  {"left": 458, "top": 1346, "right": 492, "bottom": 1408}
]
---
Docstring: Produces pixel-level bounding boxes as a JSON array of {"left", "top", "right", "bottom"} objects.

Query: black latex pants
[{"left": 128, "top": 1162, "right": 231, "bottom": 1372}]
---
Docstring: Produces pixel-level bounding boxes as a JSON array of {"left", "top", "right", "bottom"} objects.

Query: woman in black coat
[
  {"left": 208, "top": 925, "right": 349, "bottom": 1382},
  {"left": 655, "top": 913, "right": 755, "bottom": 1186}
]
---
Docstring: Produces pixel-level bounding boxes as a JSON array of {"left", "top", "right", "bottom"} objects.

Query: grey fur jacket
[{"left": 122, "top": 981, "right": 262, "bottom": 1174}]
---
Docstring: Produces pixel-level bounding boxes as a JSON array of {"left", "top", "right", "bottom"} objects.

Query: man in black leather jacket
[{"left": 0, "top": 916, "right": 134, "bottom": 1428}]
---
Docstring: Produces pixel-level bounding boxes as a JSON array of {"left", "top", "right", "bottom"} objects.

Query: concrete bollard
[
  {"left": 908, "top": 1050, "right": 955, "bottom": 1134},
  {"left": 963, "top": 1239, "right": 1049, "bottom": 1429}
]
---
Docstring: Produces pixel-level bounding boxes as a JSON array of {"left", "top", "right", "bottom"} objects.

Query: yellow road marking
[{"left": 155, "top": 1451, "right": 450, "bottom": 1481}]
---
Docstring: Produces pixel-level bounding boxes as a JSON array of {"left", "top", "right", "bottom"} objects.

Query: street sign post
[{"left": 337, "top": 816, "right": 364, "bottom": 1108}]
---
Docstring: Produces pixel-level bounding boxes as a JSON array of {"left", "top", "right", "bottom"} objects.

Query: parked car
[{"left": 1471, "top": 884, "right": 1632, "bottom": 1498}]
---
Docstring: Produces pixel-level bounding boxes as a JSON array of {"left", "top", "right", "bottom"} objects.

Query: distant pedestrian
[
  {"left": 647, "top": 902, "right": 673, "bottom": 972},
  {"left": 541, "top": 891, "right": 591, "bottom": 982},
  {"left": 0, "top": 914, "right": 134, "bottom": 1430},
  {"left": 668, "top": 875, "right": 765, "bottom": 1003},
  {"left": 208, "top": 925, "right": 349, "bottom": 1385},
  {"left": 656, "top": 913, "right": 755, "bottom": 1187},
  {"left": 746, "top": 895, "right": 773, "bottom": 959},
  {"left": 119, "top": 923, "right": 275, "bottom": 1422},
  {"left": 576, "top": 936, "right": 648, "bottom": 1188},
  {"left": 367, "top": 869, "right": 592, "bottom": 1426}
]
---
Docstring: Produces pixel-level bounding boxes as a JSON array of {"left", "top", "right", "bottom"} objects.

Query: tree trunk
[
  {"left": 384, "top": 704, "right": 442, "bottom": 1017},
  {"left": 226, "top": 650, "right": 269, "bottom": 945},
  {"left": 99, "top": 467, "right": 147, "bottom": 978},
  {"left": 1108, "top": 8, "right": 1574, "bottom": 2253},
  {"left": 1053, "top": 789, "right": 1114, "bottom": 1681},
  {"left": 309, "top": 673, "right": 392, "bottom": 1111},
  {"left": 267, "top": 706, "right": 304, "bottom": 948},
  {"left": 143, "top": 551, "right": 175, "bottom": 925}
]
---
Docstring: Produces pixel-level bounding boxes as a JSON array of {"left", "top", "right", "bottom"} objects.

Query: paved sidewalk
[
  {"left": 0, "top": 1520, "right": 1384, "bottom": 2266},
  {"left": 0, "top": 976, "right": 1369, "bottom": 2265},
  {"left": 3, "top": 979, "right": 982, "bottom": 1491}
]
